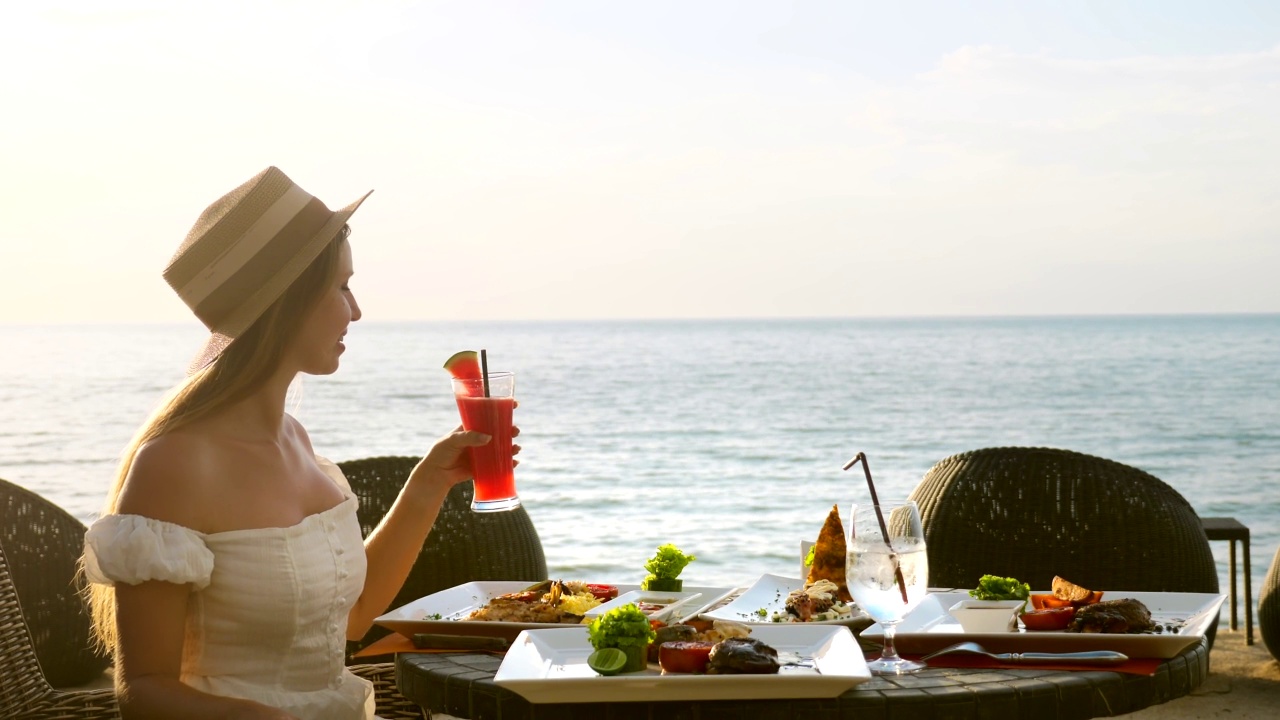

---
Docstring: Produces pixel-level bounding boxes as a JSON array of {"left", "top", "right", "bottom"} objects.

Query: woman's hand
[{"left": 411, "top": 424, "right": 521, "bottom": 489}]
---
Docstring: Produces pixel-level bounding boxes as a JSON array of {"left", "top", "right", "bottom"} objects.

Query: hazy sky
[{"left": 3, "top": 0, "right": 1278, "bottom": 324}]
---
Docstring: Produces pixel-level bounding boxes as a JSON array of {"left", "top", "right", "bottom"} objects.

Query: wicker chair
[
  {"left": 338, "top": 456, "right": 548, "bottom": 719},
  {"left": 0, "top": 533, "right": 121, "bottom": 719},
  {"left": 340, "top": 455, "right": 549, "bottom": 656},
  {"left": 0, "top": 478, "right": 111, "bottom": 688},
  {"left": 1259, "top": 546, "right": 1280, "bottom": 660},
  {"left": 909, "top": 447, "right": 1220, "bottom": 643}
]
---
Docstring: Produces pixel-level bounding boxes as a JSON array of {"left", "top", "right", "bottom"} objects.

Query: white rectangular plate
[
  {"left": 493, "top": 624, "right": 871, "bottom": 703},
  {"left": 700, "top": 574, "right": 871, "bottom": 628},
  {"left": 583, "top": 590, "right": 704, "bottom": 623},
  {"left": 860, "top": 590, "right": 1226, "bottom": 659},
  {"left": 375, "top": 582, "right": 736, "bottom": 641}
]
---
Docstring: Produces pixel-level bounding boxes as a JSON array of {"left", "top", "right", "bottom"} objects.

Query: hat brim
[{"left": 186, "top": 189, "right": 372, "bottom": 375}]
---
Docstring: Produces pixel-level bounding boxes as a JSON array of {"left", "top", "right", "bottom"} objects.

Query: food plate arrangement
[
  {"left": 860, "top": 590, "right": 1226, "bottom": 658},
  {"left": 375, "top": 581, "right": 737, "bottom": 641},
  {"left": 699, "top": 574, "right": 872, "bottom": 629},
  {"left": 492, "top": 624, "right": 871, "bottom": 703}
]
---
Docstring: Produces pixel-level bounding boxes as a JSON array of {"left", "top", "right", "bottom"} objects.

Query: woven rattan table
[{"left": 396, "top": 637, "right": 1208, "bottom": 720}]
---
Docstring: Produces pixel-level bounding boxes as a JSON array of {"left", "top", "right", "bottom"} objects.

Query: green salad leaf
[
  {"left": 587, "top": 603, "right": 657, "bottom": 650},
  {"left": 643, "top": 543, "right": 696, "bottom": 581},
  {"left": 969, "top": 574, "right": 1031, "bottom": 601}
]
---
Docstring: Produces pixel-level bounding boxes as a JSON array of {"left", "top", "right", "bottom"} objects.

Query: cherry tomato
[
  {"left": 586, "top": 584, "right": 619, "bottom": 601},
  {"left": 658, "top": 641, "right": 715, "bottom": 674},
  {"left": 1019, "top": 606, "right": 1077, "bottom": 631}
]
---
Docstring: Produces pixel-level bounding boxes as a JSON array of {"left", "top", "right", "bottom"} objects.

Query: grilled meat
[
  {"left": 706, "top": 636, "right": 780, "bottom": 674},
  {"left": 1067, "top": 598, "right": 1155, "bottom": 634}
]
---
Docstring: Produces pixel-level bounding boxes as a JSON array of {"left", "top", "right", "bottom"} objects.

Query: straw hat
[{"left": 163, "top": 166, "right": 372, "bottom": 371}]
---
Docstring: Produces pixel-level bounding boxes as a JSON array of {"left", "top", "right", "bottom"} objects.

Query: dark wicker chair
[
  {"left": 340, "top": 455, "right": 549, "bottom": 655},
  {"left": 1259, "top": 546, "right": 1280, "bottom": 660},
  {"left": 338, "top": 456, "right": 548, "bottom": 717},
  {"left": 0, "top": 533, "right": 121, "bottom": 719},
  {"left": 0, "top": 477, "right": 111, "bottom": 688},
  {"left": 909, "top": 447, "right": 1220, "bottom": 643}
]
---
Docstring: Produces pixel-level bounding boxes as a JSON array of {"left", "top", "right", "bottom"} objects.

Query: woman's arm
[{"left": 346, "top": 427, "right": 506, "bottom": 638}]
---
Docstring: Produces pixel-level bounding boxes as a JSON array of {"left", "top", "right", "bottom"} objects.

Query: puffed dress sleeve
[{"left": 83, "top": 514, "right": 215, "bottom": 590}]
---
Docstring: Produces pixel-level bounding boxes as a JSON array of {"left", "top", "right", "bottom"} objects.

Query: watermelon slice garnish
[{"left": 443, "top": 350, "right": 482, "bottom": 380}]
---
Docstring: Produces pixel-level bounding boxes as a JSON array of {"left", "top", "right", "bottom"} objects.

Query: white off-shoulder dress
[{"left": 83, "top": 457, "right": 375, "bottom": 720}]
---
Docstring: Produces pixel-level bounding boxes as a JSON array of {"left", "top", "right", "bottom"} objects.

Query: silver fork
[{"left": 921, "top": 641, "right": 1129, "bottom": 665}]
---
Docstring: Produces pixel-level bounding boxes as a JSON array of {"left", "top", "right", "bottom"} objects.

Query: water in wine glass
[{"left": 847, "top": 538, "right": 929, "bottom": 622}]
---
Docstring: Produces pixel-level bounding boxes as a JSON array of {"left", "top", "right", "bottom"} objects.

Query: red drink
[
  {"left": 451, "top": 372, "right": 519, "bottom": 512},
  {"left": 455, "top": 395, "right": 516, "bottom": 504}
]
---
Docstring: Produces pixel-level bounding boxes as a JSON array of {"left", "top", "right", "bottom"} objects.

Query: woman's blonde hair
[{"left": 84, "top": 226, "right": 349, "bottom": 653}]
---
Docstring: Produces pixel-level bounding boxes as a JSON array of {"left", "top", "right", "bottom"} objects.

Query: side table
[{"left": 1201, "top": 516, "right": 1253, "bottom": 644}]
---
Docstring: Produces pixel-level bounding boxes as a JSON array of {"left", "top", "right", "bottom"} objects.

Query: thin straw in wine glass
[
  {"left": 480, "top": 349, "right": 491, "bottom": 398},
  {"left": 843, "top": 452, "right": 909, "bottom": 603}
]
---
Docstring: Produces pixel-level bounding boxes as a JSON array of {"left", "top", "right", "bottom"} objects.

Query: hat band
[
  {"left": 173, "top": 183, "right": 314, "bottom": 307},
  {"left": 191, "top": 195, "right": 334, "bottom": 332}
]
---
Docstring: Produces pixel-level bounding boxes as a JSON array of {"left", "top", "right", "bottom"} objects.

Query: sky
[{"left": 2, "top": 0, "right": 1278, "bottom": 324}]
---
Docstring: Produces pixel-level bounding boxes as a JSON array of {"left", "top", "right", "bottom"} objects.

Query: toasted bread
[
  {"left": 806, "top": 505, "right": 853, "bottom": 603},
  {"left": 1051, "top": 576, "right": 1105, "bottom": 606}
]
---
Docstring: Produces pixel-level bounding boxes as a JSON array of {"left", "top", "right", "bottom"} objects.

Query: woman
[{"left": 81, "top": 167, "right": 512, "bottom": 719}]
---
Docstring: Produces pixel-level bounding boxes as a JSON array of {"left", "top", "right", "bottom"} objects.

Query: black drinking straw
[
  {"left": 843, "top": 452, "right": 910, "bottom": 604},
  {"left": 480, "top": 349, "right": 491, "bottom": 398}
]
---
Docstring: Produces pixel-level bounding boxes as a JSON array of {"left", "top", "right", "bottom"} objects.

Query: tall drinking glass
[
  {"left": 846, "top": 500, "right": 929, "bottom": 674},
  {"left": 451, "top": 372, "right": 519, "bottom": 512}
]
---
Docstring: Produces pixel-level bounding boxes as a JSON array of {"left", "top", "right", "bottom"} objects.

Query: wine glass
[{"left": 846, "top": 500, "right": 929, "bottom": 674}]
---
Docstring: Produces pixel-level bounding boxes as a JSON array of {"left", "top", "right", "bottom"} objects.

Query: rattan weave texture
[
  {"left": 339, "top": 455, "right": 548, "bottom": 718},
  {"left": 0, "top": 477, "right": 111, "bottom": 688},
  {"left": 909, "top": 447, "right": 1219, "bottom": 596},
  {"left": 339, "top": 455, "right": 548, "bottom": 650},
  {"left": 1258, "top": 546, "right": 1280, "bottom": 660},
  {"left": 0, "top": 535, "right": 121, "bottom": 719}
]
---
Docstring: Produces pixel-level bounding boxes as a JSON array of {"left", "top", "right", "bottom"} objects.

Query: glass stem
[{"left": 880, "top": 623, "right": 901, "bottom": 661}]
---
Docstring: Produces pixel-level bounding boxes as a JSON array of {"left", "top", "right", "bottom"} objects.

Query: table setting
[{"left": 371, "top": 445, "right": 1223, "bottom": 718}]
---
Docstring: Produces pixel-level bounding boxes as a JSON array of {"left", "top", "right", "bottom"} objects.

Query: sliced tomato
[
  {"left": 658, "top": 641, "right": 715, "bottom": 674},
  {"left": 586, "top": 583, "right": 619, "bottom": 601},
  {"left": 1020, "top": 606, "right": 1077, "bottom": 631}
]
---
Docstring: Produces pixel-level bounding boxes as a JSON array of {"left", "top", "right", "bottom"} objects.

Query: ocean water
[{"left": 1, "top": 316, "right": 1276, "bottom": 620}]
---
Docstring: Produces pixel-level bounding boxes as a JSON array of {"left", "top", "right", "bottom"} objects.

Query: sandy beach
[{"left": 1122, "top": 630, "right": 1279, "bottom": 718}]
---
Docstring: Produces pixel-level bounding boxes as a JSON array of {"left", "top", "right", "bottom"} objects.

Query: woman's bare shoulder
[{"left": 116, "top": 431, "right": 223, "bottom": 530}]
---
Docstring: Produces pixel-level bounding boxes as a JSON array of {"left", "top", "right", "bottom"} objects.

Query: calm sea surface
[{"left": 1, "top": 316, "right": 1276, "bottom": 619}]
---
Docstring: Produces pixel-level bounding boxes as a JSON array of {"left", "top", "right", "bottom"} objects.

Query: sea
[{"left": 2, "top": 316, "right": 1276, "bottom": 622}]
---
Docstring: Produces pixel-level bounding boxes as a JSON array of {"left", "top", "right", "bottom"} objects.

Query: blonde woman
[{"left": 81, "top": 167, "right": 512, "bottom": 719}]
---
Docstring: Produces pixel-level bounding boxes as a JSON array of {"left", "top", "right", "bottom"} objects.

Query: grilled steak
[
  {"left": 1067, "top": 598, "right": 1155, "bottom": 634},
  {"left": 706, "top": 636, "right": 780, "bottom": 674}
]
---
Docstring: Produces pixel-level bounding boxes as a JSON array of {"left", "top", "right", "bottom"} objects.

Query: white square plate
[
  {"left": 375, "top": 581, "right": 737, "bottom": 641},
  {"left": 493, "top": 624, "right": 871, "bottom": 703},
  {"left": 859, "top": 590, "right": 1226, "bottom": 658},
  {"left": 699, "top": 574, "right": 871, "bottom": 628},
  {"left": 582, "top": 590, "right": 705, "bottom": 623}
]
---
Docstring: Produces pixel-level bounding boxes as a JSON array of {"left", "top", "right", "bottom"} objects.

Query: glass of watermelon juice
[{"left": 450, "top": 371, "right": 519, "bottom": 512}]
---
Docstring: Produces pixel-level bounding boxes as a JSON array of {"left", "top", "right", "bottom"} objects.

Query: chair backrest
[
  {"left": 0, "top": 478, "right": 112, "bottom": 687},
  {"left": 0, "top": 533, "right": 56, "bottom": 714},
  {"left": 337, "top": 456, "right": 549, "bottom": 652},
  {"left": 909, "top": 447, "right": 1219, "bottom": 595}
]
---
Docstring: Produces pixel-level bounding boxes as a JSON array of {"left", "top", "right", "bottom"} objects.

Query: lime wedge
[{"left": 587, "top": 647, "right": 628, "bottom": 676}]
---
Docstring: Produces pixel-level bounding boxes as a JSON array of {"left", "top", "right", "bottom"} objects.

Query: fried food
[{"left": 807, "top": 504, "right": 853, "bottom": 603}]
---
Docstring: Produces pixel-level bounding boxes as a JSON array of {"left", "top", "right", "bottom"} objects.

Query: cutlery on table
[{"left": 920, "top": 641, "right": 1128, "bottom": 665}]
